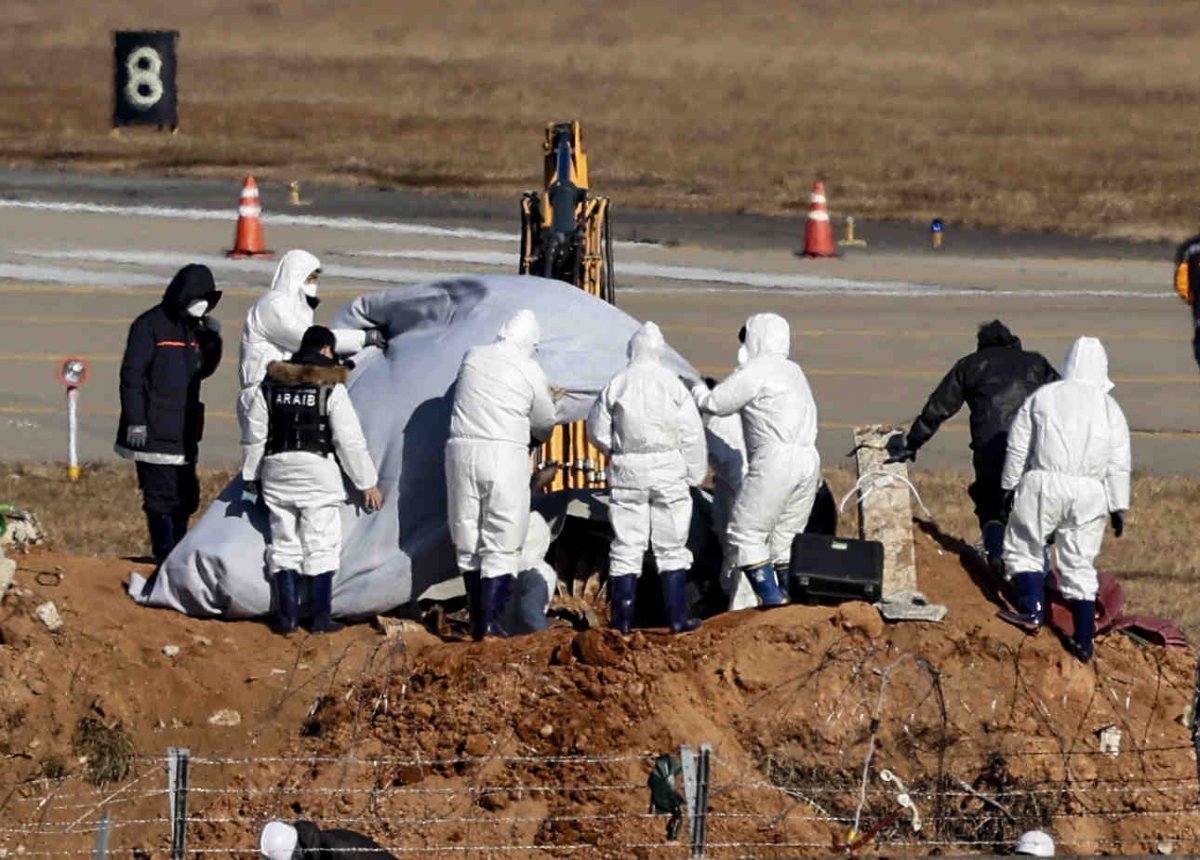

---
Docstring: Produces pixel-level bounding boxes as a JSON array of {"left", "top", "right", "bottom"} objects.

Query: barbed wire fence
[{"left": 4, "top": 739, "right": 1200, "bottom": 858}]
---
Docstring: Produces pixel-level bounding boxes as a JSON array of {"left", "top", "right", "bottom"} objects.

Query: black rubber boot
[
  {"left": 273, "top": 569, "right": 300, "bottom": 635},
  {"left": 997, "top": 571, "right": 1045, "bottom": 634},
  {"left": 171, "top": 514, "right": 190, "bottom": 547},
  {"left": 309, "top": 572, "right": 345, "bottom": 634},
  {"left": 145, "top": 513, "right": 176, "bottom": 564},
  {"left": 463, "top": 570, "right": 483, "bottom": 641},
  {"left": 660, "top": 570, "right": 701, "bottom": 634},
  {"left": 1067, "top": 599, "right": 1096, "bottom": 663},
  {"left": 481, "top": 575, "right": 514, "bottom": 638},
  {"left": 609, "top": 575, "right": 638, "bottom": 634}
]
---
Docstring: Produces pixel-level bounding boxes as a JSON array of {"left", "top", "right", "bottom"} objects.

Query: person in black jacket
[
  {"left": 1173, "top": 232, "right": 1200, "bottom": 369},
  {"left": 260, "top": 820, "right": 397, "bottom": 859},
  {"left": 902, "top": 321, "right": 1059, "bottom": 566},
  {"left": 115, "top": 264, "right": 222, "bottom": 563}
]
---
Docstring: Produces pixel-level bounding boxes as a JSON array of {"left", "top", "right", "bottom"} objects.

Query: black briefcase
[{"left": 788, "top": 533, "right": 884, "bottom": 605}]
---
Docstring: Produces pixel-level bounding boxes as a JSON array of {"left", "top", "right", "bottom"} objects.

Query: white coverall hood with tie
[
  {"left": 692, "top": 312, "right": 821, "bottom": 572},
  {"left": 237, "top": 250, "right": 370, "bottom": 436},
  {"left": 587, "top": 321, "right": 708, "bottom": 577},
  {"left": 446, "top": 309, "right": 557, "bottom": 580},
  {"left": 1001, "top": 336, "right": 1131, "bottom": 601}
]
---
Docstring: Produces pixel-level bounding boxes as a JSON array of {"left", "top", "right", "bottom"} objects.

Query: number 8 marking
[{"left": 125, "top": 46, "right": 164, "bottom": 109}]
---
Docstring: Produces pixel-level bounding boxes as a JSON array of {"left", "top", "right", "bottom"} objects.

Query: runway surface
[{"left": 0, "top": 169, "right": 1192, "bottom": 476}]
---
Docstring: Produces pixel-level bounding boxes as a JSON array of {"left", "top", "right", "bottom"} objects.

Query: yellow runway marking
[
  {"left": 664, "top": 324, "right": 1187, "bottom": 343},
  {"left": 695, "top": 365, "right": 1197, "bottom": 385}
]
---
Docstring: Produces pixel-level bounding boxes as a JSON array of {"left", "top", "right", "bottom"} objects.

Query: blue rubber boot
[
  {"left": 309, "top": 572, "right": 345, "bottom": 634},
  {"left": 660, "top": 570, "right": 701, "bottom": 634},
  {"left": 508, "top": 571, "right": 550, "bottom": 635},
  {"left": 481, "top": 574, "right": 514, "bottom": 638},
  {"left": 609, "top": 574, "right": 638, "bottom": 634},
  {"left": 463, "top": 570, "right": 483, "bottom": 640},
  {"left": 273, "top": 569, "right": 300, "bottom": 635},
  {"left": 1067, "top": 599, "right": 1096, "bottom": 663},
  {"left": 997, "top": 571, "right": 1044, "bottom": 633},
  {"left": 773, "top": 563, "right": 793, "bottom": 603},
  {"left": 744, "top": 563, "right": 789, "bottom": 608}
]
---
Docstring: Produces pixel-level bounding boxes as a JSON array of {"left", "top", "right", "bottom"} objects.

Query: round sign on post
[
  {"left": 112, "top": 30, "right": 179, "bottom": 132},
  {"left": 58, "top": 358, "right": 90, "bottom": 483}
]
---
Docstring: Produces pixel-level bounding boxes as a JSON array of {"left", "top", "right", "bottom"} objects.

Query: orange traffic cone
[
  {"left": 802, "top": 180, "right": 837, "bottom": 258},
  {"left": 227, "top": 176, "right": 273, "bottom": 259}
]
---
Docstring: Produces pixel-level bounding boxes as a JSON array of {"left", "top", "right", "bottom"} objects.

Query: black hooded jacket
[
  {"left": 906, "top": 322, "right": 1059, "bottom": 461},
  {"left": 115, "top": 265, "right": 222, "bottom": 464},
  {"left": 292, "top": 821, "right": 396, "bottom": 859}
]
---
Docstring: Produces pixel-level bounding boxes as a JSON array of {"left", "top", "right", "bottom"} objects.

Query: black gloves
[
  {"left": 1110, "top": 510, "right": 1125, "bottom": 537},
  {"left": 364, "top": 328, "right": 388, "bottom": 351}
]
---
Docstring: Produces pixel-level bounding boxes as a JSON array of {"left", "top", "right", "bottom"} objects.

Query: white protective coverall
[
  {"left": 241, "top": 362, "right": 379, "bottom": 576},
  {"left": 694, "top": 313, "right": 821, "bottom": 569},
  {"left": 446, "top": 310, "right": 557, "bottom": 580},
  {"left": 1001, "top": 337, "right": 1131, "bottom": 601},
  {"left": 587, "top": 322, "right": 708, "bottom": 577},
  {"left": 237, "top": 250, "right": 368, "bottom": 435}
]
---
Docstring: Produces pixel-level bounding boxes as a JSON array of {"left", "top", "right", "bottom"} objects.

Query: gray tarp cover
[{"left": 129, "top": 275, "right": 698, "bottom": 619}]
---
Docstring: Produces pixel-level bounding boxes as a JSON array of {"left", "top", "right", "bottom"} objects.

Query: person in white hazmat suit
[
  {"left": 587, "top": 322, "right": 708, "bottom": 634},
  {"left": 238, "top": 249, "right": 386, "bottom": 437},
  {"left": 446, "top": 309, "right": 558, "bottom": 640},
  {"left": 242, "top": 326, "right": 384, "bottom": 635},
  {"left": 692, "top": 313, "right": 820, "bottom": 608},
  {"left": 999, "top": 336, "right": 1130, "bottom": 662}
]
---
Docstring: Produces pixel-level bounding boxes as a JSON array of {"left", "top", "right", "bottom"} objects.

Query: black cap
[{"left": 292, "top": 325, "right": 338, "bottom": 365}]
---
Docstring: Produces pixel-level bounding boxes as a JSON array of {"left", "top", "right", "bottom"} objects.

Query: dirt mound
[{"left": 1, "top": 530, "right": 1197, "bottom": 857}]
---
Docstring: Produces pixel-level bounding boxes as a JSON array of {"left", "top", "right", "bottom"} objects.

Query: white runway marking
[
  {"left": 343, "top": 249, "right": 1168, "bottom": 299},
  {"left": 0, "top": 262, "right": 162, "bottom": 288},
  {"left": 11, "top": 250, "right": 460, "bottom": 288},
  {"left": 0, "top": 198, "right": 519, "bottom": 243}
]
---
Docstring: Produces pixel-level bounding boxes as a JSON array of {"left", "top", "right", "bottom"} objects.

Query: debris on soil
[
  {"left": 33, "top": 600, "right": 62, "bottom": 631},
  {"left": 207, "top": 709, "right": 242, "bottom": 727},
  {"left": 72, "top": 716, "right": 134, "bottom": 787}
]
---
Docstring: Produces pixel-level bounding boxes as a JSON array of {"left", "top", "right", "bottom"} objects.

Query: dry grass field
[
  {"left": 1, "top": 1, "right": 1198, "bottom": 239},
  {"left": 2, "top": 461, "right": 1195, "bottom": 639}
]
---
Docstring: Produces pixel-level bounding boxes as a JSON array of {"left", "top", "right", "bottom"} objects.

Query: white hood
[
  {"left": 270, "top": 249, "right": 321, "bottom": 300},
  {"left": 743, "top": 312, "right": 790, "bottom": 360},
  {"left": 497, "top": 309, "right": 540, "bottom": 357},
  {"left": 628, "top": 321, "right": 665, "bottom": 365},
  {"left": 1062, "top": 336, "right": 1113, "bottom": 392}
]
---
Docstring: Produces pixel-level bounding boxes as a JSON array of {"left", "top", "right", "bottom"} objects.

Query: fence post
[
  {"left": 167, "top": 747, "right": 190, "bottom": 860},
  {"left": 91, "top": 812, "right": 111, "bottom": 860},
  {"left": 679, "top": 744, "right": 697, "bottom": 844},
  {"left": 691, "top": 744, "right": 712, "bottom": 858}
]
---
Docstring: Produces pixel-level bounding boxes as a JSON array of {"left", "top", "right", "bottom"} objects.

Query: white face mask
[
  {"left": 186, "top": 300, "right": 208, "bottom": 318},
  {"left": 736, "top": 344, "right": 749, "bottom": 367}
]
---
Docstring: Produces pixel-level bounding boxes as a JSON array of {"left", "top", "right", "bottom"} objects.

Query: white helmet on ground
[
  {"left": 1014, "top": 829, "right": 1055, "bottom": 857},
  {"left": 260, "top": 820, "right": 298, "bottom": 860}
]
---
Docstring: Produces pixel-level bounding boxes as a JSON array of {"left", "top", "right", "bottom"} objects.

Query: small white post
[{"left": 67, "top": 386, "right": 80, "bottom": 482}]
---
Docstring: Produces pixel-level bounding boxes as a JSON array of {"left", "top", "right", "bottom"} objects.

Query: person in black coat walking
[
  {"left": 259, "top": 820, "right": 397, "bottom": 859},
  {"left": 901, "top": 321, "right": 1059, "bottom": 566},
  {"left": 115, "top": 264, "right": 223, "bottom": 563},
  {"left": 1173, "top": 231, "right": 1200, "bottom": 370}
]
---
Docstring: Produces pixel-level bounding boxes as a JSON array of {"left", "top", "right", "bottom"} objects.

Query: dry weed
[{"left": 0, "top": 2, "right": 1198, "bottom": 237}]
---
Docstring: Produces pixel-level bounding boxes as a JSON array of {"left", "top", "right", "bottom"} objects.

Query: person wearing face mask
[
  {"left": 692, "top": 313, "right": 820, "bottom": 608},
  {"left": 587, "top": 322, "right": 708, "bottom": 635},
  {"left": 446, "top": 310, "right": 559, "bottom": 639},
  {"left": 116, "top": 263, "right": 223, "bottom": 563},
  {"left": 237, "top": 249, "right": 387, "bottom": 439}
]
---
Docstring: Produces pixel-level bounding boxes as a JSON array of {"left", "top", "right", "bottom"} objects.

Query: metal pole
[
  {"left": 679, "top": 745, "right": 697, "bottom": 845},
  {"left": 692, "top": 744, "right": 712, "bottom": 858},
  {"left": 168, "top": 747, "right": 190, "bottom": 860},
  {"left": 92, "top": 812, "right": 111, "bottom": 860},
  {"left": 67, "top": 387, "right": 80, "bottom": 482}
]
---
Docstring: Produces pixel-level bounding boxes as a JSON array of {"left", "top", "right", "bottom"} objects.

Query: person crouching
[{"left": 242, "top": 326, "right": 383, "bottom": 634}]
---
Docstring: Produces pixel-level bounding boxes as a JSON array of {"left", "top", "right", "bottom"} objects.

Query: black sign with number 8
[{"left": 112, "top": 30, "right": 179, "bottom": 131}]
